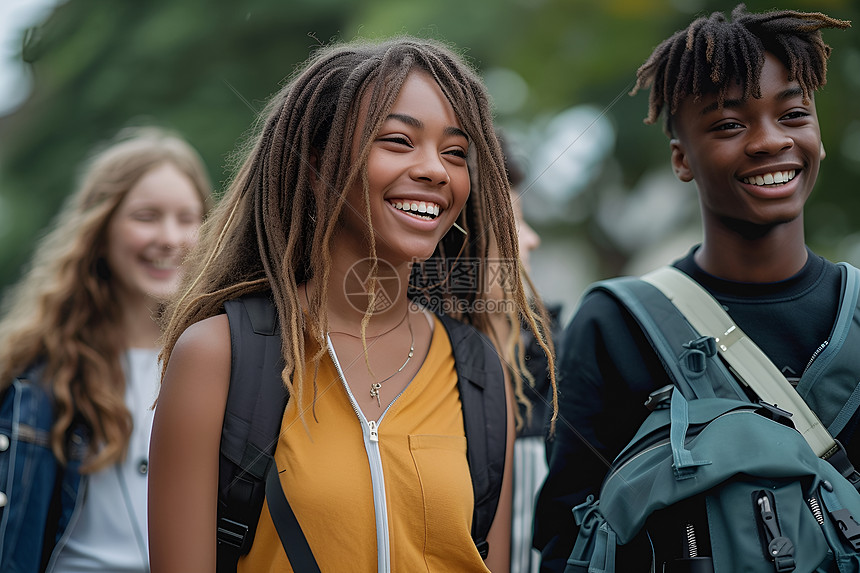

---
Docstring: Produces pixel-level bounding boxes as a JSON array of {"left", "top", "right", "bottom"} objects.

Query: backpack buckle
[
  {"left": 823, "top": 440, "right": 860, "bottom": 491},
  {"left": 217, "top": 517, "right": 249, "bottom": 549},
  {"left": 830, "top": 509, "right": 860, "bottom": 551},
  {"left": 681, "top": 336, "right": 717, "bottom": 373},
  {"left": 645, "top": 385, "right": 674, "bottom": 411},
  {"left": 756, "top": 401, "right": 794, "bottom": 427}
]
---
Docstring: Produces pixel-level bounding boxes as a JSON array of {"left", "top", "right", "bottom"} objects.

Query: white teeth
[
  {"left": 743, "top": 170, "right": 796, "bottom": 186},
  {"left": 391, "top": 200, "right": 442, "bottom": 219},
  {"left": 151, "top": 259, "right": 177, "bottom": 270}
]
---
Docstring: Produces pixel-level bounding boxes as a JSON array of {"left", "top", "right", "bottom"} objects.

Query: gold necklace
[
  {"left": 368, "top": 311, "right": 414, "bottom": 407},
  {"left": 303, "top": 285, "right": 415, "bottom": 407},
  {"left": 328, "top": 311, "right": 408, "bottom": 339}
]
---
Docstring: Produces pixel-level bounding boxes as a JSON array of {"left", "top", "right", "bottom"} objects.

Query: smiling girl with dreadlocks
[{"left": 148, "top": 36, "right": 557, "bottom": 573}]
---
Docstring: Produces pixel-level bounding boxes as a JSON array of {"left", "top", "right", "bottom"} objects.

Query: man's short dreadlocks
[{"left": 631, "top": 3, "right": 850, "bottom": 136}]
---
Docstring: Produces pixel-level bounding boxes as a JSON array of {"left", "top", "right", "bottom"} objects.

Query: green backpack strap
[
  {"left": 795, "top": 262, "right": 860, "bottom": 437},
  {"left": 592, "top": 277, "right": 746, "bottom": 402},
  {"left": 643, "top": 266, "right": 838, "bottom": 459}
]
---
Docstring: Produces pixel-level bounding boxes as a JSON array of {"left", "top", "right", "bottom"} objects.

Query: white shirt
[{"left": 53, "top": 348, "right": 159, "bottom": 573}]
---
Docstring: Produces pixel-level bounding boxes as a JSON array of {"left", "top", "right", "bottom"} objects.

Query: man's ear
[
  {"left": 820, "top": 141, "right": 826, "bottom": 161},
  {"left": 670, "top": 139, "right": 694, "bottom": 182}
]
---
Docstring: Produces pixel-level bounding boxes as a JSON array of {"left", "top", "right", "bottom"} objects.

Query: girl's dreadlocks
[
  {"left": 631, "top": 4, "right": 850, "bottom": 136},
  {"left": 159, "top": 36, "right": 557, "bottom": 427}
]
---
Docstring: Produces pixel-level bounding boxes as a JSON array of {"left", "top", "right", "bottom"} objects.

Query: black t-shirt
[{"left": 533, "top": 246, "right": 848, "bottom": 572}]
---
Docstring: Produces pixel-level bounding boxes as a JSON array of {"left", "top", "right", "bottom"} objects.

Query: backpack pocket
[{"left": 706, "top": 478, "right": 829, "bottom": 572}]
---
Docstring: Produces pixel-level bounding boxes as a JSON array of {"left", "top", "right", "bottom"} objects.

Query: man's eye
[
  {"left": 782, "top": 111, "right": 810, "bottom": 121},
  {"left": 714, "top": 122, "right": 743, "bottom": 131}
]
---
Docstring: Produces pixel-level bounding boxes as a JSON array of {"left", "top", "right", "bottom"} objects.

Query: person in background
[
  {"left": 148, "top": 36, "right": 556, "bottom": 573},
  {"left": 534, "top": 6, "right": 851, "bottom": 571},
  {"left": 0, "top": 126, "right": 212, "bottom": 573},
  {"left": 495, "top": 136, "right": 561, "bottom": 573}
]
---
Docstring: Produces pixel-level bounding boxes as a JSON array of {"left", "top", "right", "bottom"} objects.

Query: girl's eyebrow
[{"left": 385, "top": 113, "right": 470, "bottom": 141}]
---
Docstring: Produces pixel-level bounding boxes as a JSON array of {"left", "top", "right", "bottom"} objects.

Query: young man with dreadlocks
[{"left": 534, "top": 5, "right": 851, "bottom": 571}]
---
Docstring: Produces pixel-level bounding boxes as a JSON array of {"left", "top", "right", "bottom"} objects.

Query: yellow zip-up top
[{"left": 238, "top": 314, "right": 491, "bottom": 573}]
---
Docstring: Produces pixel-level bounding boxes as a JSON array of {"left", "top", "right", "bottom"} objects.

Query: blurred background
[{"left": 1, "top": 0, "right": 858, "bottom": 324}]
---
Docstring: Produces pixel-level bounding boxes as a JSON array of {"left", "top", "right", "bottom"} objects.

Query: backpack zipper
[
  {"left": 603, "top": 409, "right": 752, "bottom": 491},
  {"left": 803, "top": 340, "right": 829, "bottom": 375},
  {"left": 808, "top": 495, "right": 825, "bottom": 525},
  {"left": 684, "top": 523, "right": 698, "bottom": 558}
]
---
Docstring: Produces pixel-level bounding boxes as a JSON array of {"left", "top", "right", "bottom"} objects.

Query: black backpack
[{"left": 215, "top": 293, "right": 507, "bottom": 572}]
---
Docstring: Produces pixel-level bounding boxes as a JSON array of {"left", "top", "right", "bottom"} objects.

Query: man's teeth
[
  {"left": 742, "top": 169, "right": 796, "bottom": 186},
  {"left": 392, "top": 200, "right": 441, "bottom": 219}
]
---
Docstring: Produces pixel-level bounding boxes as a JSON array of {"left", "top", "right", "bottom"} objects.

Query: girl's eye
[
  {"left": 132, "top": 211, "right": 158, "bottom": 222},
  {"left": 444, "top": 148, "right": 468, "bottom": 159},
  {"left": 378, "top": 136, "right": 412, "bottom": 147},
  {"left": 180, "top": 214, "right": 203, "bottom": 225}
]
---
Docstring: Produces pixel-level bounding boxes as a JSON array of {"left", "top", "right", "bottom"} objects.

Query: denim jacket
[{"left": 0, "top": 373, "right": 88, "bottom": 573}]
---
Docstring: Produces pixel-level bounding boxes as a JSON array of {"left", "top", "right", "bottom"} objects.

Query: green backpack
[{"left": 568, "top": 264, "right": 860, "bottom": 573}]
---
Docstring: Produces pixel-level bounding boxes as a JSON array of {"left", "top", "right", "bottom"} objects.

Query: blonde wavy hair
[
  {"left": 0, "top": 126, "right": 213, "bottom": 472},
  {"left": 160, "top": 36, "right": 557, "bottom": 428}
]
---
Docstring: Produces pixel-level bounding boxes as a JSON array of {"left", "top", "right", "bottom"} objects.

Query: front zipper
[{"left": 326, "top": 337, "right": 392, "bottom": 573}]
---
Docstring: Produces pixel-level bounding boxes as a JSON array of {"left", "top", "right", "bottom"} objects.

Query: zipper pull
[
  {"left": 757, "top": 495, "right": 781, "bottom": 541},
  {"left": 367, "top": 420, "right": 379, "bottom": 443},
  {"left": 756, "top": 492, "right": 796, "bottom": 570}
]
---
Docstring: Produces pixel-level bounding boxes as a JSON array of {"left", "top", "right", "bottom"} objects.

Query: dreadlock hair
[
  {"left": 159, "top": 36, "right": 558, "bottom": 429},
  {"left": 0, "top": 126, "right": 212, "bottom": 472},
  {"left": 631, "top": 3, "right": 850, "bottom": 136}
]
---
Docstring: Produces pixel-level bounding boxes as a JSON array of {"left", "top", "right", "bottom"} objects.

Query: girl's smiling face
[
  {"left": 338, "top": 69, "right": 471, "bottom": 266},
  {"left": 106, "top": 162, "right": 204, "bottom": 305}
]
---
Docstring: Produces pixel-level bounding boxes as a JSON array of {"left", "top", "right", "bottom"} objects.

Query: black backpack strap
[
  {"left": 217, "top": 294, "right": 291, "bottom": 572},
  {"left": 438, "top": 314, "right": 507, "bottom": 559},
  {"left": 265, "top": 461, "right": 321, "bottom": 573}
]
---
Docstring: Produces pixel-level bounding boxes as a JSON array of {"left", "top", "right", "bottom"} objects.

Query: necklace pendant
[{"left": 370, "top": 382, "right": 382, "bottom": 407}]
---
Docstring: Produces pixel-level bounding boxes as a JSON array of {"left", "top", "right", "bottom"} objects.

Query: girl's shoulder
[{"left": 165, "top": 314, "right": 232, "bottom": 395}]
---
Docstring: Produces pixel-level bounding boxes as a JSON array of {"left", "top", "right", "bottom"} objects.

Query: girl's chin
[{"left": 142, "top": 281, "right": 182, "bottom": 303}]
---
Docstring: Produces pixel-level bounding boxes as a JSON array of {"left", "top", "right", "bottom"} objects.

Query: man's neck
[{"left": 696, "top": 219, "right": 808, "bottom": 283}]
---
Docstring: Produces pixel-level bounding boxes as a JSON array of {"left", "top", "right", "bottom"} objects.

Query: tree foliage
[{"left": 1, "top": 0, "right": 858, "bottom": 291}]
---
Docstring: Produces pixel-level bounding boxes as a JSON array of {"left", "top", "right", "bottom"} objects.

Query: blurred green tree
[{"left": 0, "top": 0, "right": 858, "bottom": 293}]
